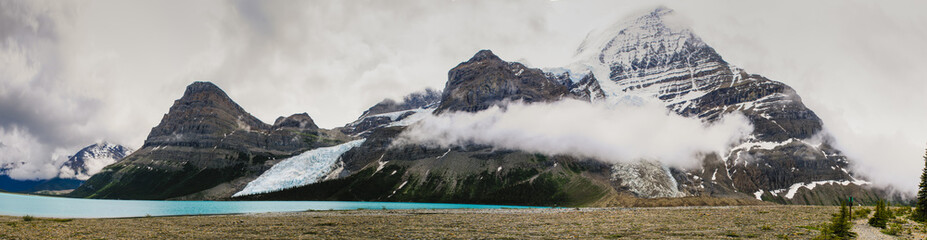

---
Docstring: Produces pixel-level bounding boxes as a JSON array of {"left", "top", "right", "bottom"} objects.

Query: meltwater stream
[{"left": 0, "top": 192, "right": 539, "bottom": 218}]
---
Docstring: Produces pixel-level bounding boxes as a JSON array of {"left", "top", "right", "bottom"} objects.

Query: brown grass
[{"left": 0, "top": 205, "right": 840, "bottom": 239}]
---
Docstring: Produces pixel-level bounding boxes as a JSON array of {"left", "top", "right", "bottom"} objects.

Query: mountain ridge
[
  {"left": 238, "top": 7, "right": 891, "bottom": 205},
  {"left": 70, "top": 7, "right": 896, "bottom": 206},
  {"left": 69, "top": 81, "right": 354, "bottom": 200}
]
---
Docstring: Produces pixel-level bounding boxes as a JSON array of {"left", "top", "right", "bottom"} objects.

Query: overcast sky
[{"left": 1, "top": 0, "right": 925, "bottom": 193}]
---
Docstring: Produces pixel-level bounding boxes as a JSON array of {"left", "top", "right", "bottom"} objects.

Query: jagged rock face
[
  {"left": 575, "top": 7, "right": 867, "bottom": 203},
  {"left": 685, "top": 73, "right": 823, "bottom": 142},
  {"left": 577, "top": 7, "right": 824, "bottom": 142},
  {"left": 245, "top": 7, "right": 873, "bottom": 206},
  {"left": 360, "top": 89, "right": 441, "bottom": 118},
  {"left": 273, "top": 113, "right": 319, "bottom": 131},
  {"left": 58, "top": 142, "right": 134, "bottom": 181},
  {"left": 344, "top": 51, "right": 605, "bottom": 137},
  {"left": 141, "top": 82, "right": 325, "bottom": 155},
  {"left": 342, "top": 116, "right": 395, "bottom": 137},
  {"left": 112, "top": 7, "right": 883, "bottom": 205},
  {"left": 341, "top": 89, "right": 441, "bottom": 137},
  {"left": 435, "top": 50, "right": 575, "bottom": 114},
  {"left": 578, "top": 7, "right": 728, "bottom": 103},
  {"left": 546, "top": 70, "right": 606, "bottom": 102},
  {"left": 70, "top": 82, "right": 344, "bottom": 200},
  {"left": 144, "top": 82, "right": 268, "bottom": 148}
]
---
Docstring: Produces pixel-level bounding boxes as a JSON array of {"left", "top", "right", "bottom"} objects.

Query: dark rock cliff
[
  {"left": 70, "top": 82, "right": 346, "bottom": 200},
  {"left": 435, "top": 50, "right": 586, "bottom": 114}
]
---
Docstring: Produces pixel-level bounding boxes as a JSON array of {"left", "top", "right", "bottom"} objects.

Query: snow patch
[
  {"left": 386, "top": 108, "right": 435, "bottom": 128},
  {"left": 389, "top": 180, "right": 409, "bottom": 197},
  {"left": 753, "top": 190, "right": 764, "bottom": 200},
  {"left": 436, "top": 149, "right": 451, "bottom": 159},
  {"left": 376, "top": 160, "right": 389, "bottom": 172},
  {"left": 770, "top": 180, "right": 872, "bottom": 199}
]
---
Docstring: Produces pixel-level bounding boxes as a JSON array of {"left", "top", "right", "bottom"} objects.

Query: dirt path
[{"left": 852, "top": 219, "right": 895, "bottom": 240}]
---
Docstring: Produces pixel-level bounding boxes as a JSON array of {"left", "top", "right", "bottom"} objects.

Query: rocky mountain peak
[
  {"left": 59, "top": 142, "right": 134, "bottom": 180},
  {"left": 435, "top": 50, "right": 573, "bottom": 114},
  {"left": 72, "top": 81, "right": 349, "bottom": 200},
  {"left": 467, "top": 49, "right": 502, "bottom": 63},
  {"left": 184, "top": 81, "right": 225, "bottom": 95},
  {"left": 357, "top": 89, "right": 441, "bottom": 118},
  {"left": 273, "top": 113, "right": 319, "bottom": 130},
  {"left": 341, "top": 89, "right": 442, "bottom": 137},
  {"left": 572, "top": 6, "right": 728, "bottom": 106},
  {"left": 143, "top": 81, "right": 269, "bottom": 147},
  {"left": 175, "top": 82, "right": 253, "bottom": 116}
]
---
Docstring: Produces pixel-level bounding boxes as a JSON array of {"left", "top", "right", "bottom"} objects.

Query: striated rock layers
[
  {"left": 70, "top": 82, "right": 347, "bottom": 200},
  {"left": 241, "top": 7, "right": 891, "bottom": 206},
  {"left": 435, "top": 49, "right": 603, "bottom": 114}
]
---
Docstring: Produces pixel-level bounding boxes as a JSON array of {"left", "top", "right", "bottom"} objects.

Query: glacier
[{"left": 233, "top": 139, "right": 366, "bottom": 197}]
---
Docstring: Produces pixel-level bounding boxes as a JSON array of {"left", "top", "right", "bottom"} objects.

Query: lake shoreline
[
  {"left": 0, "top": 192, "right": 541, "bottom": 218},
  {"left": 1, "top": 205, "right": 846, "bottom": 239}
]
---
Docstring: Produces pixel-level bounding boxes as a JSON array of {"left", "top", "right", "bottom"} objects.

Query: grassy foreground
[{"left": 0, "top": 205, "right": 901, "bottom": 239}]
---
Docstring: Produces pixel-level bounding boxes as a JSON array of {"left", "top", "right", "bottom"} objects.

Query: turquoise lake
[{"left": 0, "top": 192, "right": 538, "bottom": 218}]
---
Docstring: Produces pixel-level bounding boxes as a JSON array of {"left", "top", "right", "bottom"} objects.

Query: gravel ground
[
  {"left": 0, "top": 205, "right": 902, "bottom": 239},
  {"left": 852, "top": 219, "right": 893, "bottom": 240}
]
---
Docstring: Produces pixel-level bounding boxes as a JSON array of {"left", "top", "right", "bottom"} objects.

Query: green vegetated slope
[{"left": 237, "top": 146, "right": 613, "bottom": 207}]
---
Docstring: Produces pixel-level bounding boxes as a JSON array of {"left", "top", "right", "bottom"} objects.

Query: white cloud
[
  {"left": 397, "top": 99, "right": 753, "bottom": 169},
  {"left": 0, "top": 0, "right": 924, "bottom": 193},
  {"left": 0, "top": 125, "right": 66, "bottom": 180}
]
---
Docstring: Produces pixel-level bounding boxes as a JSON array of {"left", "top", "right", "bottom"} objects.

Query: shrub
[
  {"left": 894, "top": 206, "right": 912, "bottom": 217},
  {"left": 21, "top": 215, "right": 35, "bottom": 222},
  {"left": 853, "top": 207, "right": 871, "bottom": 220},
  {"left": 869, "top": 199, "right": 893, "bottom": 228},
  {"left": 815, "top": 201, "right": 857, "bottom": 240},
  {"left": 881, "top": 222, "right": 903, "bottom": 236}
]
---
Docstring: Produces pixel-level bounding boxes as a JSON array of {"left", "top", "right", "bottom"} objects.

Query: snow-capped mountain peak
[
  {"left": 575, "top": 6, "right": 728, "bottom": 106},
  {"left": 577, "top": 6, "right": 706, "bottom": 65},
  {"left": 58, "top": 142, "right": 134, "bottom": 180}
]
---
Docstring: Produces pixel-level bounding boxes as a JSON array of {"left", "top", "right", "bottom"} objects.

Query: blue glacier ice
[{"left": 233, "top": 139, "right": 366, "bottom": 197}]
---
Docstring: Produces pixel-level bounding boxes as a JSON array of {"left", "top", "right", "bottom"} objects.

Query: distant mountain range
[
  {"left": 69, "top": 7, "right": 897, "bottom": 205},
  {"left": 0, "top": 142, "right": 133, "bottom": 193}
]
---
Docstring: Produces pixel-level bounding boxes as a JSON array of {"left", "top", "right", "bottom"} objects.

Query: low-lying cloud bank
[
  {"left": 0, "top": 125, "right": 69, "bottom": 180},
  {"left": 397, "top": 99, "right": 753, "bottom": 169}
]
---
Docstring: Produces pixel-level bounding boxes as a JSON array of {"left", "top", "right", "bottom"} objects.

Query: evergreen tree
[
  {"left": 830, "top": 201, "right": 857, "bottom": 239},
  {"left": 818, "top": 200, "right": 857, "bottom": 240},
  {"left": 914, "top": 148, "right": 927, "bottom": 222},
  {"left": 869, "top": 199, "right": 890, "bottom": 228}
]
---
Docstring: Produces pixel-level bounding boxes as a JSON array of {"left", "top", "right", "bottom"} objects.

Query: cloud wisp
[{"left": 397, "top": 99, "right": 754, "bottom": 169}]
